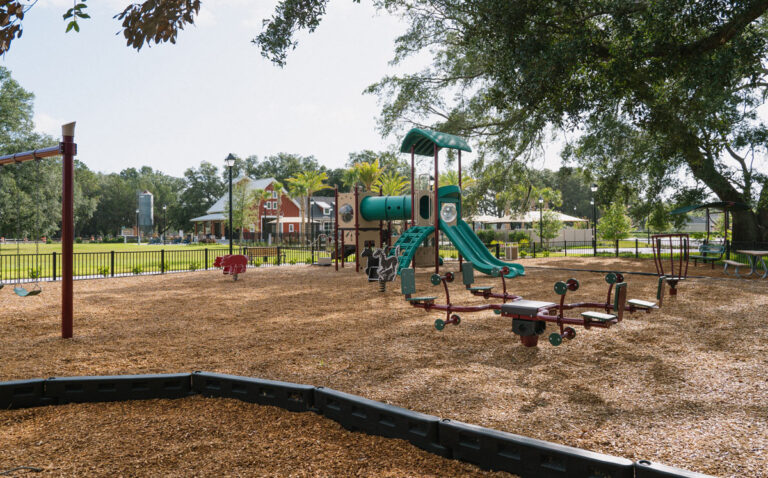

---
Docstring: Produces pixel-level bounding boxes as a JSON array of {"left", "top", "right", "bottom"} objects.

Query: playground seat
[
  {"left": 501, "top": 300, "right": 555, "bottom": 317},
  {"left": 406, "top": 296, "right": 437, "bottom": 303},
  {"left": 627, "top": 299, "right": 657, "bottom": 309},
  {"left": 580, "top": 311, "right": 616, "bottom": 322},
  {"left": 469, "top": 286, "right": 493, "bottom": 292}
]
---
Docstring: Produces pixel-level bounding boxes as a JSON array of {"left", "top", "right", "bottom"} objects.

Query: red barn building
[{"left": 190, "top": 176, "right": 304, "bottom": 241}]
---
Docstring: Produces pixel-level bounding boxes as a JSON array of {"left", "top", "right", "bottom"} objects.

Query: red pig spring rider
[{"left": 214, "top": 254, "right": 248, "bottom": 281}]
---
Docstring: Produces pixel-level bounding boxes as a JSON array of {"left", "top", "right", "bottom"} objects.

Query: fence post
[
  {"left": 593, "top": 238, "right": 597, "bottom": 257},
  {"left": 205, "top": 248, "right": 209, "bottom": 269},
  {"left": 161, "top": 249, "right": 165, "bottom": 274},
  {"left": 276, "top": 246, "right": 281, "bottom": 266},
  {"left": 533, "top": 242, "right": 536, "bottom": 259},
  {"left": 564, "top": 240, "right": 567, "bottom": 257},
  {"left": 725, "top": 239, "right": 730, "bottom": 260},
  {"left": 110, "top": 250, "right": 115, "bottom": 277},
  {"left": 615, "top": 239, "right": 619, "bottom": 257},
  {"left": 635, "top": 238, "right": 639, "bottom": 258},
  {"left": 495, "top": 243, "right": 500, "bottom": 259},
  {"left": 52, "top": 252, "right": 57, "bottom": 281}
]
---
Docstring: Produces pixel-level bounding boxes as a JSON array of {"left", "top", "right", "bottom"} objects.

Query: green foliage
[
  {"left": 647, "top": 204, "right": 671, "bottom": 233},
  {"left": 532, "top": 210, "right": 563, "bottom": 244},
  {"left": 375, "top": 170, "right": 409, "bottom": 196},
  {"left": 598, "top": 201, "right": 633, "bottom": 241},
  {"left": 97, "top": 265, "right": 109, "bottom": 277},
  {"left": 188, "top": 261, "right": 199, "bottom": 271},
  {"left": 132, "top": 265, "right": 143, "bottom": 275},
  {"left": 253, "top": 260, "right": 262, "bottom": 268},
  {"left": 476, "top": 229, "right": 496, "bottom": 244},
  {"left": 28, "top": 268, "right": 40, "bottom": 279},
  {"left": 63, "top": 1, "right": 89, "bottom": 34}
]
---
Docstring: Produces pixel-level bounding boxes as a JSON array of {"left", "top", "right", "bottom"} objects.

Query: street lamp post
[
  {"left": 224, "top": 154, "right": 236, "bottom": 254},
  {"left": 591, "top": 183, "right": 598, "bottom": 255},
  {"left": 135, "top": 209, "right": 140, "bottom": 245},
  {"left": 162, "top": 205, "right": 167, "bottom": 244},
  {"left": 538, "top": 196, "right": 544, "bottom": 248}
]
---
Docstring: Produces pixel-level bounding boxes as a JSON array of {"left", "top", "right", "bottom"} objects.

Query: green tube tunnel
[{"left": 360, "top": 195, "right": 412, "bottom": 221}]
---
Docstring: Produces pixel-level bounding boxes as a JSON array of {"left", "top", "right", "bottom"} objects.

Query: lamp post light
[
  {"left": 538, "top": 196, "right": 544, "bottom": 248},
  {"left": 135, "top": 209, "right": 140, "bottom": 245},
  {"left": 224, "top": 153, "right": 236, "bottom": 254},
  {"left": 162, "top": 205, "right": 167, "bottom": 244}
]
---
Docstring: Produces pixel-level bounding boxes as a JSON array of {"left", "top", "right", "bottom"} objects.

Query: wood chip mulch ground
[
  {"left": 2, "top": 396, "right": 508, "bottom": 477},
  {"left": 1, "top": 258, "right": 766, "bottom": 477}
]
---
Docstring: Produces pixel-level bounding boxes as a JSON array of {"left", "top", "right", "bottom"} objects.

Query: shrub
[
  {"left": 97, "top": 266, "right": 109, "bottom": 277},
  {"left": 289, "top": 259, "right": 297, "bottom": 265},
  {"left": 75, "top": 237, "right": 83, "bottom": 244},
  {"left": 508, "top": 230, "right": 531, "bottom": 244},
  {"left": 542, "top": 251, "right": 550, "bottom": 258},
  {"left": 476, "top": 229, "right": 496, "bottom": 244},
  {"left": 132, "top": 265, "right": 143, "bottom": 275},
  {"left": 45, "top": 238, "right": 52, "bottom": 244},
  {"left": 520, "top": 250, "right": 528, "bottom": 258},
  {"left": 28, "top": 268, "right": 41, "bottom": 279},
  {"left": 253, "top": 260, "right": 262, "bottom": 267},
  {"left": 304, "top": 258, "right": 312, "bottom": 265},
  {"left": 189, "top": 261, "right": 200, "bottom": 271}
]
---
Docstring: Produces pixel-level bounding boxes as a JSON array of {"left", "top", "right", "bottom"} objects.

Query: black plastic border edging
[
  {"left": 440, "top": 418, "right": 634, "bottom": 478},
  {"left": 314, "top": 386, "right": 448, "bottom": 457},
  {"left": 634, "top": 460, "right": 715, "bottom": 478},
  {"left": 0, "top": 373, "right": 715, "bottom": 478},
  {"left": 191, "top": 371, "right": 314, "bottom": 412}
]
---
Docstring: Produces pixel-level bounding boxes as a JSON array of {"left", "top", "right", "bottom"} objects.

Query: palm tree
[
  {"left": 253, "top": 188, "right": 273, "bottom": 241},
  {"left": 440, "top": 170, "right": 476, "bottom": 189},
  {"left": 287, "top": 179, "right": 308, "bottom": 239},
  {"left": 375, "top": 170, "right": 409, "bottom": 196},
  {"left": 299, "top": 170, "right": 331, "bottom": 241},
  {"left": 353, "top": 159, "right": 383, "bottom": 191}
]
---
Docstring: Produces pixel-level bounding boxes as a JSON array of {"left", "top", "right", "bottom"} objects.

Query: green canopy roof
[
  {"left": 399, "top": 128, "right": 472, "bottom": 156},
  {"left": 670, "top": 201, "right": 751, "bottom": 215}
]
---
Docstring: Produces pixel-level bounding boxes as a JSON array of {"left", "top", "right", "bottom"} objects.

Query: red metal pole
[
  {"left": 458, "top": 149, "right": 463, "bottom": 271},
  {"left": 410, "top": 146, "right": 415, "bottom": 229},
  {"left": 334, "top": 186, "right": 339, "bottom": 271},
  {"left": 61, "top": 122, "right": 75, "bottom": 339},
  {"left": 434, "top": 143, "right": 439, "bottom": 274},
  {"left": 354, "top": 186, "right": 360, "bottom": 273}
]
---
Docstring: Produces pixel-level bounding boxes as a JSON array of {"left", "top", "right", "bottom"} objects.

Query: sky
[{"left": 2, "top": 0, "right": 570, "bottom": 178}]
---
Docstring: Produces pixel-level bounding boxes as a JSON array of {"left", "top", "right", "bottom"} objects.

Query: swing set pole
[
  {"left": 0, "top": 123, "right": 76, "bottom": 338},
  {"left": 61, "top": 123, "right": 75, "bottom": 339}
]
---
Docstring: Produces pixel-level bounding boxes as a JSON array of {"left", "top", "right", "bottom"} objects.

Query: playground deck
[{"left": 1, "top": 261, "right": 766, "bottom": 477}]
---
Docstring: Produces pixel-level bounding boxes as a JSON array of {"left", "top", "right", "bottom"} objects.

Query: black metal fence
[
  {"left": 1, "top": 238, "right": 765, "bottom": 285},
  {"left": 0, "top": 246, "right": 334, "bottom": 284}
]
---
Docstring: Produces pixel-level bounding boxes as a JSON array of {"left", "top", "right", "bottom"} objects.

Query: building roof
[
  {"left": 205, "top": 176, "right": 300, "bottom": 214},
  {"left": 190, "top": 213, "right": 227, "bottom": 222},
  {"left": 471, "top": 211, "right": 588, "bottom": 223}
]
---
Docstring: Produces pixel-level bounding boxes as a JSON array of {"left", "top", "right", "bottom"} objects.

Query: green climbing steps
[{"left": 390, "top": 225, "right": 436, "bottom": 275}]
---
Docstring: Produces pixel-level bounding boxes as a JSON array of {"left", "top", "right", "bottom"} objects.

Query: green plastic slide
[{"left": 440, "top": 219, "right": 524, "bottom": 278}]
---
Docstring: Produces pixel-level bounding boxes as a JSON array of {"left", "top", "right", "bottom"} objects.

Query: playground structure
[
  {"left": 333, "top": 128, "right": 523, "bottom": 279},
  {"left": 652, "top": 233, "right": 689, "bottom": 299},
  {"left": 400, "top": 262, "right": 659, "bottom": 347},
  {"left": 0, "top": 122, "right": 76, "bottom": 338}
]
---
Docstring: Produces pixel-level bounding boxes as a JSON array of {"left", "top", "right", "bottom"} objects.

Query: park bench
[
  {"left": 722, "top": 259, "right": 749, "bottom": 276},
  {"left": 245, "top": 247, "right": 279, "bottom": 263},
  {"left": 690, "top": 243, "right": 725, "bottom": 268}
]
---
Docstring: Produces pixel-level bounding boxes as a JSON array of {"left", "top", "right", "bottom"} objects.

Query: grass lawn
[{"left": 0, "top": 242, "right": 233, "bottom": 255}]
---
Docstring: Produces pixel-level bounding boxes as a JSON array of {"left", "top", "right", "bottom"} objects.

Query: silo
[{"left": 138, "top": 190, "right": 154, "bottom": 235}]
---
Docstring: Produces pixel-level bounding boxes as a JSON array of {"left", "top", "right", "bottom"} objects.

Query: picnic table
[{"left": 724, "top": 250, "right": 768, "bottom": 278}]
